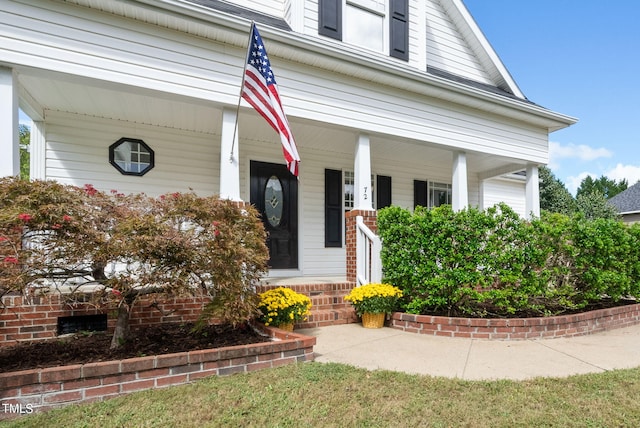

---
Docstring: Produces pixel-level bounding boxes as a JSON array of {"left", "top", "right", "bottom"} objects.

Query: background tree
[
  {"left": 575, "top": 191, "right": 620, "bottom": 221},
  {"left": 0, "top": 178, "right": 269, "bottom": 349},
  {"left": 576, "top": 175, "right": 628, "bottom": 199},
  {"left": 539, "top": 166, "right": 575, "bottom": 215},
  {"left": 19, "top": 124, "right": 30, "bottom": 180}
]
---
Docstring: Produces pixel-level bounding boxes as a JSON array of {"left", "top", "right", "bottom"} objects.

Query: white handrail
[{"left": 355, "top": 215, "right": 382, "bottom": 286}]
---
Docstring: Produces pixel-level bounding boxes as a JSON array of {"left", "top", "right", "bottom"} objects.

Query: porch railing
[{"left": 355, "top": 215, "right": 382, "bottom": 286}]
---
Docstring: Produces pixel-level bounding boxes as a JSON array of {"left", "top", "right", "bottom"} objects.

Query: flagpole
[{"left": 229, "top": 21, "right": 255, "bottom": 163}]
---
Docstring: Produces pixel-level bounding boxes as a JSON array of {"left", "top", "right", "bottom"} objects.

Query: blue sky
[{"left": 464, "top": 0, "right": 640, "bottom": 194}]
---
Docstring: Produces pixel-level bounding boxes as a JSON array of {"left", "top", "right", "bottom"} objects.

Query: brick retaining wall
[
  {"left": 391, "top": 302, "right": 640, "bottom": 340},
  {"left": 0, "top": 324, "right": 315, "bottom": 419},
  {"left": 0, "top": 294, "right": 211, "bottom": 347}
]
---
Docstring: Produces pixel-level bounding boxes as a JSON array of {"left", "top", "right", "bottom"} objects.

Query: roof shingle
[{"left": 608, "top": 181, "right": 640, "bottom": 213}]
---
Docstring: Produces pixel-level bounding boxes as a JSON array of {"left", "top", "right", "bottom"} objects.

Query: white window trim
[{"left": 428, "top": 181, "right": 452, "bottom": 208}]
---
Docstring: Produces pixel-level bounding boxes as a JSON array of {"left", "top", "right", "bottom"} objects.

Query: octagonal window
[{"left": 109, "top": 138, "right": 154, "bottom": 176}]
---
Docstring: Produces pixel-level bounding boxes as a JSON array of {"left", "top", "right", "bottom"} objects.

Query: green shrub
[
  {"left": 0, "top": 177, "right": 268, "bottom": 348},
  {"left": 378, "top": 204, "right": 640, "bottom": 318}
]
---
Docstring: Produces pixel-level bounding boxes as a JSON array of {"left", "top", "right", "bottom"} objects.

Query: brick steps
[{"left": 256, "top": 281, "right": 358, "bottom": 328}]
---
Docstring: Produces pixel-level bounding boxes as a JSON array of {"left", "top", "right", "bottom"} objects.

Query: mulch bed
[{"left": 0, "top": 322, "right": 271, "bottom": 374}]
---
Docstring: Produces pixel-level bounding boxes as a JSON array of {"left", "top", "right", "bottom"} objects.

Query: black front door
[{"left": 250, "top": 161, "right": 298, "bottom": 269}]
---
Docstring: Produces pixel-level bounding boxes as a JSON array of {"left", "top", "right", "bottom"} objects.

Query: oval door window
[{"left": 265, "top": 175, "right": 284, "bottom": 227}]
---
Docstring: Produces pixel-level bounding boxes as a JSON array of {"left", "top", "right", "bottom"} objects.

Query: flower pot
[
  {"left": 361, "top": 312, "right": 385, "bottom": 329},
  {"left": 277, "top": 322, "right": 294, "bottom": 332}
]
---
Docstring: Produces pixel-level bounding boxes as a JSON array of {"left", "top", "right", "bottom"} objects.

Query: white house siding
[
  {"left": 481, "top": 178, "right": 526, "bottom": 218},
  {"left": 44, "top": 111, "right": 219, "bottom": 197},
  {"left": 2, "top": 0, "right": 245, "bottom": 111},
  {"left": 425, "top": 0, "right": 493, "bottom": 85},
  {"left": 42, "top": 108, "right": 492, "bottom": 277},
  {"left": 3, "top": 0, "right": 572, "bottom": 277},
  {"left": 3, "top": 1, "right": 549, "bottom": 164},
  {"left": 281, "top": 59, "right": 550, "bottom": 163},
  {"left": 225, "top": 0, "right": 285, "bottom": 19},
  {"left": 370, "top": 146, "right": 480, "bottom": 210}
]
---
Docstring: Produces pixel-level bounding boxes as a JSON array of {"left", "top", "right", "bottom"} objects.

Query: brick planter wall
[
  {"left": 391, "top": 302, "right": 640, "bottom": 340},
  {"left": 0, "top": 324, "right": 315, "bottom": 419},
  {"left": 0, "top": 294, "right": 212, "bottom": 347}
]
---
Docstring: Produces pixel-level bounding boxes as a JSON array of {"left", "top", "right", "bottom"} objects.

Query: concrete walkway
[{"left": 297, "top": 323, "right": 640, "bottom": 380}]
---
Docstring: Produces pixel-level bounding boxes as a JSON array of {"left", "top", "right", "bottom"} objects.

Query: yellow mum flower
[
  {"left": 258, "top": 287, "right": 312, "bottom": 328},
  {"left": 344, "top": 283, "right": 402, "bottom": 317}
]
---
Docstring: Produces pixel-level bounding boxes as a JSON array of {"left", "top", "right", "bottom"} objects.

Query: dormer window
[
  {"left": 319, "top": 0, "right": 408, "bottom": 61},
  {"left": 344, "top": 1, "right": 385, "bottom": 52}
]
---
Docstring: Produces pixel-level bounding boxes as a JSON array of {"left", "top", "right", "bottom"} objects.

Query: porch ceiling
[{"left": 18, "top": 68, "right": 527, "bottom": 178}]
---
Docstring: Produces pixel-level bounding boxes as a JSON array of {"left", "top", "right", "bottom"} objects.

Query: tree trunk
[{"left": 110, "top": 302, "right": 131, "bottom": 349}]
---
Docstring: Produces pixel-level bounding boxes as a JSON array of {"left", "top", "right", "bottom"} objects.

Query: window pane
[
  {"left": 265, "top": 176, "right": 284, "bottom": 228},
  {"left": 344, "top": 4, "right": 383, "bottom": 52},
  {"left": 344, "top": 171, "right": 354, "bottom": 209},
  {"left": 429, "top": 182, "right": 452, "bottom": 208}
]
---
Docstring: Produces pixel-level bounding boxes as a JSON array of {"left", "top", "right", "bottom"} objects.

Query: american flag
[{"left": 241, "top": 23, "right": 300, "bottom": 177}]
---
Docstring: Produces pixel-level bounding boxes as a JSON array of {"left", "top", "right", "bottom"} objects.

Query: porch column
[
  {"left": 0, "top": 67, "right": 19, "bottom": 177},
  {"left": 478, "top": 179, "right": 486, "bottom": 211},
  {"left": 451, "top": 151, "right": 468, "bottom": 212},
  {"left": 354, "top": 133, "right": 373, "bottom": 211},
  {"left": 525, "top": 164, "right": 540, "bottom": 219},
  {"left": 219, "top": 108, "right": 241, "bottom": 201},
  {"left": 30, "top": 121, "right": 46, "bottom": 180}
]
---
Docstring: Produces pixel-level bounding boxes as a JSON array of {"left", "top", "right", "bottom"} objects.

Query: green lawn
[{"left": 3, "top": 362, "right": 640, "bottom": 427}]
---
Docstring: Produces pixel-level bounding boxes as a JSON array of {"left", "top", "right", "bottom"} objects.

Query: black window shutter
[
  {"left": 414, "top": 180, "right": 427, "bottom": 209},
  {"left": 389, "top": 0, "right": 409, "bottom": 60},
  {"left": 325, "top": 169, "right": 343, "bottom": 247},
  {"left": 318, "top": 0, "right": 342, "bottom": 40},
  {"left": 377, "top": 175, "right": 392, "bottom": 209}
]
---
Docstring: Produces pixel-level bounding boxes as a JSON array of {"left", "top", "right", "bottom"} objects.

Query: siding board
[{"left": 425, "top": 0, "right": 492, "bottom": 84}]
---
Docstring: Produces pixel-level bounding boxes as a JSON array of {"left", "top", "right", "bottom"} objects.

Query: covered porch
[{"left": 1, "top": 65, "right": 544, "bottom": 282}]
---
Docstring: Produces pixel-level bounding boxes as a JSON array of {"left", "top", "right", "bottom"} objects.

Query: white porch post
[
  {"left": 478, "top": 179, "right": 486, "bottom": 211},
  {"left": 525, "top": 164, "right": 540, "bottom": 219},
  {"left": 219, "top": 108, "right": 241, "bottom": 201},
  {"left": 0, "top": 67, "right": 19, "bottom": 177},
  {"left": 451, "top": 151, "right": 468, "bottom": 212},
  {"left": 354, "top": 133, "right": 373, "bottom": 211},
  {"left": 30, "top": 121, "right": 46, "bottom": 180}
]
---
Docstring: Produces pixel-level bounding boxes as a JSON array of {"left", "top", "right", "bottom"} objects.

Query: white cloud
[
  {"left": 562, "top": 164, "right": 640, "bottom": 195},
  {"left": 549, "top": 141, "right": 613, "bottom": 163},
  {"left": 566, "top": 171, "right": 596, "bottom": 196},
  {"left": 605, "top": 163, "right": 640, "bottom": 186}
]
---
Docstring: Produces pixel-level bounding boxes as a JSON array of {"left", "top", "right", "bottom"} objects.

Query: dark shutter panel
[
  {"left": 377, "top": 175, "right": 392, "bottom": 209},
  {"left": 389, "top": 0, "right": 409, "bottom": 60},
  {"left": 318, "top": 0, "right": 342, "bottom": 40},
  {"left": 414, "top": 180, "right": 427, "bottom": 209},
  {"left": 325, "top": 169, "right": 343, "bottom": 247}
]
